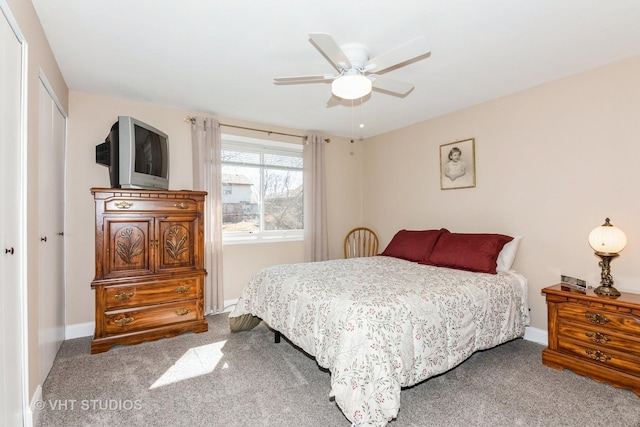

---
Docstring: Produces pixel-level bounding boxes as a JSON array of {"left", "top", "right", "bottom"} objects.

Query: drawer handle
[
  {"left": 174, "top": 285, "right": 191, "bottom": 294},
  {"left": 115, "top": 201, "right": 133, "bottom": 209},
  {"left": 114, "top": 317, "right": 134, "bottom": 327},
  {"left": 114, "top": 292, "right": 134, "bottom": 301},
  {"left": 174, "top": 202, "right": 189, "bottom": 209},
  {"left": 585, "top": 313, "right": 610, "bottom": 325},
  {"left": 585, "top": 331, "right": 611, "bottom": 344},
  {"left": 585, "top": 349, "right": 611, "bottom": 363},
  {"left": 175, "top": 308, "right": 191, "bottom": 316}
]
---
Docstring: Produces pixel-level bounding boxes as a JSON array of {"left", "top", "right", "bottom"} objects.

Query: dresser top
[
  {"left": 543, "top": 283, "right": 640, "bottom": 307},
  {"left": 91, "top": 187, "right": 207, "bottom": 198}
]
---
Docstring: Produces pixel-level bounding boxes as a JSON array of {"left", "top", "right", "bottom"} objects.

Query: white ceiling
[{"left": 32, "top": 0, "right": 640, "bottom": 139}]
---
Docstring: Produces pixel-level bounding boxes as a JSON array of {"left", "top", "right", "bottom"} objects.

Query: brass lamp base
[
  {"left": 593, "top": 252, "right": 621, "bottom": 297},
  {"left": 593, "top": 284, "right": 621, "bottom": 297}
]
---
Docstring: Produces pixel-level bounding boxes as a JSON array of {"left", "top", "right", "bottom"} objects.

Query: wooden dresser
[
  {"left": 542, "top": 284, "right": 640, "bottom": 396},
  {"left": 90, "top": 188, "right": 208, "bottom": 354}
]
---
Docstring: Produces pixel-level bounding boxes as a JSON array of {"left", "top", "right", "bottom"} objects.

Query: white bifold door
[
  {"left": 38, "top": 78, "right": 66, "bottom": 385},
  {"left": 1, "top": 4, "right": 26, "bottom": 426}
]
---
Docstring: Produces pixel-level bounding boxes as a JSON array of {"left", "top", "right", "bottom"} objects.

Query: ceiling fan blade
[
  {"left": 364, "top": 36, "right": 430, "bottom": 74},
  {"left": 309, "top": 33, "right": 352, "bottom": 71},
  {"left": 370, "top": 75, "right": 414, "bottom": 95},
  {"left": 274, "top": 74, "right": 335, "bottom": 84},
  {"left": 326, "top": 95, "right": 341, "bottom": 108}
]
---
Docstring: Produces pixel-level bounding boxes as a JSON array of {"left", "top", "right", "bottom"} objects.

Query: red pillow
[
  {"left": 380, "top": 229, "right": 448, "bottom": 262},
  {"left": 424, "top": 233, "right": 514, "bottom": 274}
]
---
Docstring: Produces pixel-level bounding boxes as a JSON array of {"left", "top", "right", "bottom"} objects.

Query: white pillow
[{"left": 496, "top": 236, "right": 522, "bottom": 272}]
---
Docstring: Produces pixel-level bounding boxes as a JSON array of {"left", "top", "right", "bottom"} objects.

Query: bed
[{"left": 229, "top": 229, "right": 529, "bottom": 427}]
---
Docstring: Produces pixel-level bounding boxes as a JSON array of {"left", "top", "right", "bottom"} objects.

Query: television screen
[{"left": 133, "top": 124, "right": 168, "bottom": 178}]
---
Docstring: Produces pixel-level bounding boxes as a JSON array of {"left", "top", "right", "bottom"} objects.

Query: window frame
[{"left": 221, "top": 134, "right": 304, "bottom": 245}]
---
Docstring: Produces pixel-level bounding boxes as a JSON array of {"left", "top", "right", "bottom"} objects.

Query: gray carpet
[{"left": 36, "top": 314, "right": 640, "bottom": 427}]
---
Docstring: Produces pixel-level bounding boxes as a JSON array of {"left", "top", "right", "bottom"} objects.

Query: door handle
[
  {"left": 57, "top": 232, "right": 64, "bottom": 236},
  {"left": 5, "top": 247, "right": 14, "bottom": 255},
  {"left": 40, "top": 236, "right": 47, "bottom": 242}
]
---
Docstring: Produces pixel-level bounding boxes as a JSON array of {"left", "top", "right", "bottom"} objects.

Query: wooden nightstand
[{"left": 542, "top": 284, "right": 640, "bottom": 396}]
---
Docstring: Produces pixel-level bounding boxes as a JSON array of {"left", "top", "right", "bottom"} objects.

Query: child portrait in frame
[{"left": 440, "top": 138, "right": 476, "bottom": 190}]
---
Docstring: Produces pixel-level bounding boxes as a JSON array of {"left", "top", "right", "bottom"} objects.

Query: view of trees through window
[{"left": 221, "top": 137, "right": 303, "bottom": 236}]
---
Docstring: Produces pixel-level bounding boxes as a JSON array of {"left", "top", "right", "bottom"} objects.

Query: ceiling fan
[{"left": 274, "top": 33, "right": 431, "bottom": 102}]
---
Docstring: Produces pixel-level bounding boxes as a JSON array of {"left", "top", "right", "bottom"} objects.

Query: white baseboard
[
  {"left": 523, "top": 326, "right": 547, "bottom": 346},
  {"left": 65, "top": 321, "right": 94, "bottom": 339},
  {"left": 26, "top": 384, "right": 42, "bottom": 427},
  {"left": 223, "top": 298, "right": 239, "bottom": 313}
]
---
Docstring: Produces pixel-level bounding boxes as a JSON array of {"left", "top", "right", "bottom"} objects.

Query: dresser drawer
[
  {"left": 103, "top": 300, "right": 198, "bottom": 335},
  {"left": 557, "top": 303, "right": 640, "bottom": 335},
  {"left": 558, "top": 322, "right": 640, "bottom": 356},
  {"left": 557, "top": 337, "right": 640, "bottom": 377},
  {"left": 104, "top": 198, "right": 198, "bottom": 213},
  {"left": 104, "top": 276, "right": 200, "bottom": 310}
]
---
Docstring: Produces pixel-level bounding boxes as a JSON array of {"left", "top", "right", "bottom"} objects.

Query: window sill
[{"left": 223, "top": 234, "right": 303, "bottom": 245}]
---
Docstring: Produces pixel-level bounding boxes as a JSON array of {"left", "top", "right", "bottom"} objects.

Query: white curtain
[
  {"left": 303, "top": 134, "right": 329, "bottom": 262},
  {"left": 191, "top": 117, "right": 224, "bottom": 314}
]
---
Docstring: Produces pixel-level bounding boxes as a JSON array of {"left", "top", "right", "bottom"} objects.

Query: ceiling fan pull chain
[
  {"left": 351, "top": 99, "right": 355, "bottom": 142},
  {"left": 359, "top": 97, "right": 364, "bottom": 140}
]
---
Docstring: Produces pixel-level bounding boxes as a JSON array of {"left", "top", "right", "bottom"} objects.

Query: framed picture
[{"left": 440, "top": 138, "right": 476, "bottom": 190}]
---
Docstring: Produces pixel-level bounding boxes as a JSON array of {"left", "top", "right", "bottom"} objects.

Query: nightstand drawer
[
  {"left": 557, "top": 304, "right": 640, "bottom": 335},
  {"left": 558, "top": 338, "right": 640, "bottom": 376},
  {"left": 103, "top": 300, "right": 198, "bottom": 335},
  {"left": 104, "top": 276, "right": 200, "bottom": 310},
  {"left": 558, "top": 322, "right": 640, "bottom": 356}
]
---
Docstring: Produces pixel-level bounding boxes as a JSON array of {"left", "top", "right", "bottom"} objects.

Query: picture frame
[{"left": 440, "top": 138, "right": 476, "bottom": 190}]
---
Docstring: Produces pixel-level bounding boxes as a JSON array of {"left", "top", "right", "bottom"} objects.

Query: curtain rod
[{"left": 184, "top": 116, "right": 330, "bottom": 143}]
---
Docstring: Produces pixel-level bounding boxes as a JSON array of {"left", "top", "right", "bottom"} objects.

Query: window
[{"left": 221, "top": 134, "right": 303, "bottom": 243}]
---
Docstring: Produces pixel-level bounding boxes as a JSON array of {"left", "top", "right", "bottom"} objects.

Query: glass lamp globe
[
  {"left": 588, "top": 218, "right": 626, "bottom": 297},
  {"left": 332, "top": 74, "right": 372, "bottom": 100}
]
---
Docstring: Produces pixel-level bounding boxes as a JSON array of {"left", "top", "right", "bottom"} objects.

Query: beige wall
[
  {"left": 7, "top": 0, "right": 69, "bottom": 403},
  {"left": 65, "top": 91, "right": 363, "bottom": 325},
  {"left": 362, "top": 55, "right": 640, "bottom": 330}
]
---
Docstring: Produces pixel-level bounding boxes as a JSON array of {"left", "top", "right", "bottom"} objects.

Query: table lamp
[{"left": 588, "top": 218, "right": 627, "bottom": 297}]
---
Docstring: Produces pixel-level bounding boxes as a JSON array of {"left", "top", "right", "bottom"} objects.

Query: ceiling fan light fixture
[{"left": 331, "top": 74, "right": 372, "bottom": 100}]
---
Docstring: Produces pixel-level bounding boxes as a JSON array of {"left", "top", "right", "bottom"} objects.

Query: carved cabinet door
[
  {"left": 156, "top": 215, "right": 200, "bottom": 274},
  {"left": 103, "top": 218, "right": 154, "bottom": 279}
]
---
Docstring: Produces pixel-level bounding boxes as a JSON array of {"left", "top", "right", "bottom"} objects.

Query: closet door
[
  {"left": 0, "top": 5, "right": 26, "bottom": 426},
  {"left": 38, "top": 78, "right": 66, "bottom": 384}
]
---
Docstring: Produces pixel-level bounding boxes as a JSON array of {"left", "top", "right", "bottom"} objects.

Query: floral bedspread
[{"left": 229, "top": 256, "right": 529, "bottom": 427}]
